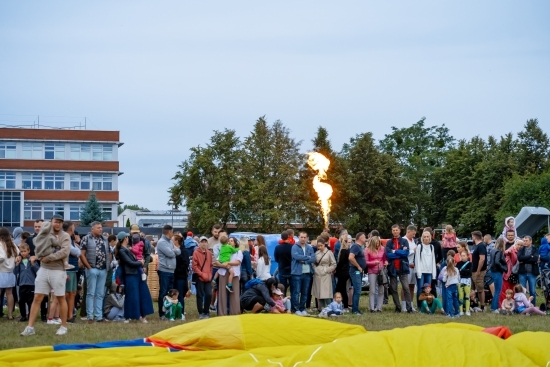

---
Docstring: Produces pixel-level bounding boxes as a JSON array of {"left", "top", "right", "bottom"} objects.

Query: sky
[{"left": 1, "top": 1, "right": 549, "bottom": 211}]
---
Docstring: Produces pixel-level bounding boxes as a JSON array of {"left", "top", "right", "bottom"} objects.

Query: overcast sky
[{"left": 1, "top": 1, "right": 548, "bottom": 211}]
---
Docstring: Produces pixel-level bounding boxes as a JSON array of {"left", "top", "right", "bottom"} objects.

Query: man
[
  {"left": 403, "top": 226, "right": 418, "bottom": 311},
  {"left": 471, "top": 231, "right": 487, "bottom": 311},
  {"left": 274, "top": 231, "right": 294, "bottom": 295},
  {"left": 156, "top": 225, "right": 181, "bottom": 319},
  {"left": 80, "top": 221, "right": 112, "bottom": 323},
  {"left": 210, "top": 228, "right": 226, "bottom": 311},
  {"left": 483, "top": 234, "right": 496, "bottom": 298},
  {"left": 193, "top": 236, "right": 213, "bottom": 319},
  {"left": 504, "top": 229, "right": 516, "bottom": 250},
  {"left": 63, "top": 221, "right": 80, "bottom": 323},
  {"left": 348, "top": 232, "right": 367, "bottom": 315},
  {"left": 21, "top": 215, "right": 71, "bottom": 336},
  {"left": 518, "top": 236, "right": 539, "bottom": 305},
  {"left": 208, "top": 224, "right": 222, "bottom": 251},
  {"left": 290, "top": 231, "right": 315, "bottom": 315},
  {"left": 386, "top": 225, "right": 413, "bottom": 313},
  {"left": 23, "top": 219, "right": 48, "bottom": 321}
]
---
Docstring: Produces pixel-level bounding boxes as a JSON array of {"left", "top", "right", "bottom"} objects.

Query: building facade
[
  {"left": 0, "top": 127, "right": 122, "bottom": 227},
  {"left": 118, "top": 209, "right": 189, "bottom": 228}
]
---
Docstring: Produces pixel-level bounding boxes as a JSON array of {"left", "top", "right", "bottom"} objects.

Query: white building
[{"left": 118, "top": 209, "right": 189, "bottom": 228}]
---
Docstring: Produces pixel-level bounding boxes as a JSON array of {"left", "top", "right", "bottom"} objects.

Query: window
[
  {"left": 102, "top": 205, "right": 113, "bottom": 221},
  {"left": 102, "top": 145, "right": 113, "bottom": 160},
  {"left": 43, "top": 203, "right": 64, "bottom": 220},
  {"left": 0, "top": 172, "right": 16, "bottom": 189},
  {"left": 24, "top": 203, "right": 42, "bottom": 221},
  {"left": 45, "top": 143, "right": 65, "bottom": 160},
  {"left": 80, "top": 174, "right": 90, "bottom": 190},
  {"left": 0, "top": 142, "right": 16, "bottom": 159},
  {"left": 0, "top": 192, "right": 21, "bottom": 226},
  {"left": 70, "top": 144, "right": 91, "bottom": 160},
  {"left": 22, "top": 143, "right": 43, "bottom": 159},
  {"left": 70, "top": 204, "right": 84, "bottom": 220},
  {"left": 22, "top": 172, "right": 43, "bottom": 189},
  {"left": 68, "top": 173, "right": 112, "bottom": 190},
  {"left": 70, "top": 174, "right": 80, "bottom": 190},
  {"left": 68, "top": 143, "right": 113, "bottom": 160},
  {"left": 103, "top": 174, "right": 112, "bottom": 190},
  {"left": 44, "top": 173, "right": 64, "bottom": 190}
]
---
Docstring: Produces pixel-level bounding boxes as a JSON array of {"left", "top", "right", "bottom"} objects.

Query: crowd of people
[{"left": 0, "top": 215, "right": 548, "bottom": 337}]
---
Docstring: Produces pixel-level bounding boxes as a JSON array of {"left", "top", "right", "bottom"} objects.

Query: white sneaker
[
  {"left": 56, "top": 326, "right": 68, "bottom": 335},
  {"left": 181, "top": 316, "right": 186, "bottom": 321},
  {"left": 21, "top": 326, "right": 35, "bottom": 336},
  {"left": 123, "top": 319, "right": 130, "bottom": 324},
  {"left": 411, "top": 307, "right": 417, "bottom": 313},
  {"left": 318, "top": 312, "right": 328, "bottom": 318},
  {"left": 47, "top": 319, "right": 61, "bottom": 325},
  {"left": 492, "top": 310, "right": 500, "bottom": 314},
  {"left": 139, "top": 317, "right": 148, "bottom": 324},
  {"left": 466, "top": 312, "right": 471, "bottom": 316},
  {"left": 295, "top": 311, "right": 303, "bottom": 316},
  {"left": 459, "top": 311, "right": 464, "bottom": 316}
]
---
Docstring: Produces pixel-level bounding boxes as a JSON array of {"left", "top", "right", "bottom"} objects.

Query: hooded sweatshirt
[
  {"left": 33, "top": 221, "right": 71, "bottom": 271},
  {"left": 12, "top": 227, "right": 23, "bottom": 246},
  {"left": 501, "top": 216, "right": 517, "bottom": 239},
  {"left": 539, "top": 237, "right": 550, "bottom": 268}
]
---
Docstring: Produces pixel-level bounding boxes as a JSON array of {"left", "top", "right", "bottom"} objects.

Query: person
[
  {"left": 419, "top": 283, "right": 445, "bottom": 315},
  {"left": 489, "top": 238, "right": 507, "bottom": 313},
  {"left": 184, "top": 231, "right": 198, "bottom": 254},
  {"left": 14, "top": 242, "right": 38, "bottom": 322},
  {"left": 454, "top": 241, "right": 472, "bottom": 263},
  {"left": 208, "top": 224, "right": 222, "bottom": 251},
  {"left": 319, "top": 292, "right": 345, "bottom": 317},
  {"left": 517, "top": 235, "right": 539, "bottom": 306},
  {"left": 215, "top": 236, "right": 242, "bottom": 316},
  {"left": 156, "top": 225, "right": 181, "bottom": 319},
  {"left": 471, "top": 230, "right": 487, "bottom": 312},
  {"left": 423, "top": 227, "right": 443, "bottom": 298},
  {"left": 26, "top": 219, "right": 43, "bottom": 256},
  {"left": 442, "top": 224, "right": 457, "bottom": 260},
  {"left": 256, "top": 245, "right": 272, "bottom": 281},
  {"left": 239, "top": 238, "right": 254, "bottom": 293},
  {"left": 513, "top": 284, "right": 545, "bottom": 315},
  {"left": 456, "top": 250, "right": 472, "bottom": 316},
  {"left": 63, "top": 221, "right": 80, "bottom": 323},
  {"left": 33, "top": 219, "right": 73, "bottom": 270},
  {"left": 270, "top": 288, "right": 289, "bottom": 314},
  {"left": 499, "top": 239, "right": 520, "bottom": 307},
  {"left": 335, "top": 235, "right": 351, "bottom": 310},
  {"left": 469, "top": 290, "right": 482, "bottom": 313},
  {"left": 501, "top": 216, "right": 517, "bottom": 240},
  {"left": 80, "top": 221, "right": 112, "bottom": 323},
  {"left": 333, "top": 230, "right": 348, "bottom": 264},
  {"left": 0, "top": 227, "right": 18, "bottom": 321},
  {"left": 104, "top": 285, "right": 125, "bottom": 321},
  {"left": 443, "top": 257, "right": 459, "bottom": 318},
  {"left": 504, "top": 229, "right": 516, "bottom": 250},
  {"left": 130, "top": 233, "right": 146, "bottom": 280},
  {"left": 193, "top": 236, "right": 213, "bottom": 320},
  {"left": 212, "top": 234, "right": 239, "bottom": 292},
  {"left": 403, "top": 226, "right": 418, "bottom": 311},
  {"left": 438, "top": 249, "right": 455, "bottom": 310},
  {"left": 385, "top": 225, "right": 412, "bottom": 313},
  {"left": 13, "top": 227, "right": 23, "bottom": 246},
  {"left": 163, "top": 289, "right": 184, "bottom": 321},
  {"left": 172, "top": 233, "right": 190, "bottom": 319},
  {"left": 501, "top": 289, "right": 515, "bottom": 315},
  {"left": 365, "top": 235, "right": 387, "bottom": 313},
  {"left": 348, "top": 232, "right": 367, "bottom": 315},
  {"left": 414, "top": 231, "right": 437, "bottom": 307},
  {"left": 290, "top": 231, "right": 315, "bottom": 315},
  {"left": 274, "top": 231, "right": 294, "bottom": 295},
  {"left": 130, "top": 227, "right": 152, "bottom": 273},
  {"left": 240, "top": 277, "right": 278, "bottom": 313},
  {"left": 252, "top": 235, "right": 266, "bottom": 266},
  {"left": 539, "top": 234, "right": 550, "bottom": 271},
  {"left": 209, "top": 225, "right": 223, "bottom": 312},
  {"left": 21, "top": 217, "right": 71, "bottom": 336},
  {"left": 311, "top": 237, "right": 337, "bottom": 312},
  {"left": 115, "top": 231, "right": 154, "bottom": 323}
]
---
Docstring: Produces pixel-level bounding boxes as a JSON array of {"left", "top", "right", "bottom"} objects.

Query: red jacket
[{"left": 192, "top": 248, "right": 213, "bottom": 282}]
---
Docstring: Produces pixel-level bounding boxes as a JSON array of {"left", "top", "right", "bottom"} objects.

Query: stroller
[{"left": 539, "top": 268, "right": 550, "bottom": 311}]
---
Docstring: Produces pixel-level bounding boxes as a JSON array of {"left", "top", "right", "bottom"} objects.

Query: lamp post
[{"left": 122, "top": 214, "right": 126, "bottom": 228}]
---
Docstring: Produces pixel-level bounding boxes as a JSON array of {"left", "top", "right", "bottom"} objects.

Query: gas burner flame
[{"left": 307, "top": 152, "right": 333, "bottom": 228}]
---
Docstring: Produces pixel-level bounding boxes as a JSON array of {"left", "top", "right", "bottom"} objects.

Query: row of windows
[
  {"left": 0, "top": 172, "right": 114, "bottom": 191},
  {"left": 0, "top": 192, "right": 21, "bottom": 227},
  {"left": 24, "top": 203, "right": 113, "bottom": 221},
  {"left": 0, "top": 142, "right": 114, "bottom": 161}
]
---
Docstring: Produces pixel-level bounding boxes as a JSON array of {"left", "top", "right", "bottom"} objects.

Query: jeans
[
  {"left": 519, "top": 273, "right": 537, "bottom": 306},
  {"left": 85, "top": 268, "right": 108, "bottom": 320},
  {"left": 173, "top": 277, "right": 189, "bottom": 314},
  {"left": 445, "top": 284, "right": 459, "bottom": 316},
  {"left": 349, "top": 270, "right": 362, "bottom": 313},
  {"left": 490, "top": 271, "right": 503, "bottom": 311},
  {"left": 416, "top": 273, "right": 432, "bottom": 306},
  {"left": 389, "top": 274, "right": 411, "bottom": 312},
  {"left": 195, "top": 280, "right": 212, "bottom": 315},
  {"left": 279, "top": 274, "right": 292, "bottom": 297},
  {"left": 157, "top": 270, "right": 175, "bottom": 317},
  {"left": 368, "top": 273, "right": 384, "bottom": 311},
  {"left": 291, "top": 273, "right": 312, "bottom": 312},
  {"left": 106, "top": 307, "right": 124, "bottom": 320}
]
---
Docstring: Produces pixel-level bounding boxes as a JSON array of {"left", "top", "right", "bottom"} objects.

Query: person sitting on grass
[
  {"left": 270, "top": 288, "right": 290, "bottom": 314},
  {"left": 469, "top": 290, "right": 482, "bottom": 313},
  {"left": 513, "top": 284, "right": 545, "bottom": 316},
  {"left": 419, "top": 283, "right": 445, "bottom": 315},
  {"left": 319, "top": 292, "right": 345, "bottom": 318},
  {"left": 212, "top": 234, "right": 239, "bottom": 293},
  {"left": 163, "top": 289, "right": 184, "bottom": 321},
  {"left": 104, "top": 285, "right": 125, "bottom": 321},
  {"left": 501, "top": 289, "right": 515, "bottom": 315}
]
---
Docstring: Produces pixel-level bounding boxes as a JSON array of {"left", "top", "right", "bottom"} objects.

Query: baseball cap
[
  {"left": 51, "top": 214, "right": 64, "bottom": 221},
  {"left": 130, "top": 224, "right": 140, "bottom": 234},
  {"left": 200, "top": 236, "right": 208, "bottom": 242},
  {"left": 423, "top": 283, "right": 431, "bottom": 289},
  {"left": 117, "top": 232, "right": 129, "bottom": 241},
  {"left": 187, "top": 231, "right": 193, "bottom": 237},
  {"left": 272, "top": 288, "right": 283, "bottom": 296}
]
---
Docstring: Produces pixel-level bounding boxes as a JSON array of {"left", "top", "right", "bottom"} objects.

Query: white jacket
[
  {"left": 415, "top": 243, "right": 437, "bottom": 279},
  {"left": 256, "top": 257, "right": 272, "bottom": 281},
  {"left": 0, "top": 241, "right": 17, "bottom": 273}
]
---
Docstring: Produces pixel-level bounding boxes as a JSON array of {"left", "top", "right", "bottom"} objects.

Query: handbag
[
  {"left": 377, "top": 267, "right": 388, "bottom": 286},
  {"left": 512, "top": 260, "right": 520, "bottom": 275},
  {"left": 192, "top": 252, "right": 208, "bottom": 284}
]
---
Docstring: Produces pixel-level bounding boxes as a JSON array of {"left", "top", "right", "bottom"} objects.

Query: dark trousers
[
  {"left": 278, "top": 274, "right": 292, "bottom": 296},
  {"left": 196, "top": 281, "right": 212, "bottom": 315},
  {"left": 18, "top": 285, "right": 34, "bottom": 318},
  {"left": 0, "top": 287, "right": 18, "bottom": 316},
  {"left": 173, "top": 277, "right": 189, "bottom": 314},
  {"left": 157, "top": 270, "right": 175, "bottom": 317},
  {"left": 40, "top": 295, "right": 49, "bottom": 320},
  {"left": 335, "top": 273, "right": 350, "bottom": 309}
]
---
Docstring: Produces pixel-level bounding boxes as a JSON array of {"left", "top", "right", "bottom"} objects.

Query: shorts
[
  {"left": 66, "top": 272, "right": 78, "bottom": 292},
  {"left": 408, "top": 270, "right": 416, "bottom": 285},
  {"left": 472, "top": 270, "right": 486, "bottom": 291},
  {"left": 241, "top": 296, "right": 265, "bottom": 311},
  {"left": 35, "top": 268, "right": 67, "bottom": 297}
]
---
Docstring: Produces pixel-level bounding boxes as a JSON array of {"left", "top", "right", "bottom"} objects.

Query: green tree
[
  {"left": 80, "top": 192, "right": 105, "bottom": 226},
  {"left": 125, "top": 218, "right": 131, "bottom": 227},
  {"left": 516, "top": 118, "right": 550, "bottom": 175},
  {"left": 118, "top": 204, "right": 149, "bottom": 215}
]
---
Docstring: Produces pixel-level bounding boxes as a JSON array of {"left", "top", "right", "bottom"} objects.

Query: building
[
  {"left": 118, "top": 209, "right": 189, "bottom": 228},
  {"left": 0, "top": 127, "right": 122, "bottom": 227}
]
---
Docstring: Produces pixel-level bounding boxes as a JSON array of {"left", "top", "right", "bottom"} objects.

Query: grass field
[{"left": 1, "top": 293, "right": 548, "bottom": 351}]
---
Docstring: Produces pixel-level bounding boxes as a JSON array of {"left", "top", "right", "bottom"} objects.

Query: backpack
[{"left": 244, "top": 278, "right": 263, "bottom": 290}]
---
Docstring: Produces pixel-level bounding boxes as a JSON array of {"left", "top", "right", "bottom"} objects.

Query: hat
[
  {"left": 187, "top": 231, "right": 193, "bottom": 237},
  {"left": 423, "top": 283, "right": 431, "bottom": 289},
  {"left": 200, "top": 236, "right": 208, "bottom": 242},
  {"left": 272, "top": 288, "right": 283, "bottom": 296},
  {"left": 130, "top": 224, "right": 140, "bottom": 234},
  {"left": 117, "top": 232, "right": 129, "bottom": 241},
  {"left": 51, "top": 214, "right": 64, "bottom": 221}
]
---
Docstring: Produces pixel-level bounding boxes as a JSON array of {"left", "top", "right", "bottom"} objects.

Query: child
[
  {"left": 501, "top": 289, "right": 515, "bottom": 315},
  {"left": 13, "top": 243, "right": 39, "bottom": 322},
  {"left": 34, "top": 221, "right": 73, "bottom": 270},
  {"left": 442, "top": 225, "right": 457, "bottom": 259},
  {"left": 501, "top": 217, "right": 517, "bottom": 239},
  {"left": 438, "top": 250, "right": 455, "bottom": 308},
  {"left": 213, "top": 234, "right": 239, "bottom": 293},
  {"left": 419, "top": 283, "right": 445, "bottom": 315},
  {"left": 130, "top": 234, "right": 147, "bottom": 281},
  {"left": 163, "top": 289, "right": 184, "bottom": 321},
  {"left": 319, "top": 292, "right": 345, "bottom": 317},
  {"left": 513, "top": 284, "right": 545, "bottom": 316},
  {"left": 443, "top": 257, "right": 460, "bottom": 317},
  {"left": 456, "top": 251, "right": 472, "bottom": 316},
  {"left": 469, "top": 290, "right": 482, "bottom": 313},
  {"left": 277, "top": 284, "right": 292, "bottom": 311},
  {"left": 270, "top": 288, "right": 290, "bottom": 314},
  {"left": 539, "top": 234, "right": 550, "bottom": 271}
]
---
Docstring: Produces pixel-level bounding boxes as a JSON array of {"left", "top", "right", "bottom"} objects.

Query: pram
[{"left": 539, "top": 268, "right": 550, "bottom": 311}]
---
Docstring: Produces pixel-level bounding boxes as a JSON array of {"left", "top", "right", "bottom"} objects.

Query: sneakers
[
  {"left": 226, "top": 285, "right": 234, "bottom": 293},
  {"left": 139, "top": 317, "right": 148, "bottom": 324},
  {"left": 295, "top": 310, "right": 308, "bottom": 316},
  {"left": 181, "top": 316, "right": 186, "bottom": 321},
  {"left": 47, "top": 318, "right": 61, "bottom": 325},
  {"left": 21, "top": 326, "right": 35, "bottom": 336},
  {"left": 330, "top": 314, "right": 339, "bottom": 317},
  {"left": 80, "top": 317, "right": 89, "bottom": 321},
  {"left": 352, "top": 311, "right": 363, "bottom": 316},
  {"left": 96, "top": 319, "right": 108, "bottom": 323},
  {"left": 318, "top": 312, "right": 328, "bottom": 318},
  {"left": 64, "top": 262, "right": 75, "bottom": 270},
  {"left": 56, "top": 326, "right": 68, "bottom": 336},
  {"left": 202, "top": 314, "right": 210, "bottom": 319},
  {"left": 492, "top": 310, "right": 500, "bottom": 314},
  {"left": 465, "top": 312, "right": 471, "bottom": 316},
  {"left": 67, "top": 316, "right": 76, "bottom": 323},
  {"left": 459, "top": 311, "right": 464, "bottom": 316},
  {"left": 123, "top": 319, "right": 130, "bottom": 324},
  {"left": 169, "top": 318, "right": 175, "bottom": 322},
  {"left": 209, "top": 305, "right": 216, "bottom": 312}
]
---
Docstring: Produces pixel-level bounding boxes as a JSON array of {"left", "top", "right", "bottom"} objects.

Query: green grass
[{"left": 1, "top": 293, "right": 548, "bottom": 351}]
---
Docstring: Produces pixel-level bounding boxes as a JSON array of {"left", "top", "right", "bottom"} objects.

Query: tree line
[{"left": 169, "top": 116, "right": 550, "bottom": 239}]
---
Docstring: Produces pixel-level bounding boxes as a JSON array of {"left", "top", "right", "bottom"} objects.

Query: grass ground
[{"left": 1, "top": 293, "right": 548, "bottom": 351}]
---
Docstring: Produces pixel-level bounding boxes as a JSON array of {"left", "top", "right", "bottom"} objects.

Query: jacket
[
  {"left": 118, "top": 246, "right": 143, "bottom": 275},
  {"left": 81, "top": 232, "right": 112, "bottom": 272},
  {"left": 184, "top": 237, "right": 198, "bottom": 253},
  {"left": 290, "top": 243, "right": 316, "bottom": 276},
  {"left": 311, "top": 249, "right": 337, "bottom": 299},
  {"left": 456, "top": 260, "right": 472, "bottom": 279},
  {"left": 157, "top": 235, "right": 181, "bottom": 273},
  {"left": 414, "top": 243, "right": 437, "bottom": 279},
  {"left": 240, "top": 283, "right": 276, "bottom": 307},
  {"left": 274, "top": 242, "right": 293, "bottom": 275},
  {"left": 174, "top": 247, "right": 190, "bottom": 280},
  {"left": 141, "top": 236, "right": 152, "bottom": 270},
  {"left": 103, "top": 293, "right": 124, "bottom": 316},
  {"left": 335, "top": 248, "right": 350, "bottom": 277},
  {"left": 240, "top": 250, "right": 254, "bottom": 278},
  {"left": 192, "top": 248, "right": 213, "bottom": 282},
  {"left": 385, "top": 237, "right": 410, "bottom": 276},
  {"left": 321, "top": 301, "right": 344, "bottom": 314},
  {"left": 34, "top": 222, "right": 71, "bottom": 271},
  {"left": 517, "top": 246, "right": 539, "bottom": 276},
  {"left": 13, "top": 258, "right": 39, "bottom": 286},
  {"left": 365, "top": 247, "right": 387, "bottom": 275}
]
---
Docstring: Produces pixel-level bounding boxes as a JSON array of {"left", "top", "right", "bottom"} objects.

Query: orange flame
[{"left": 307, "top": 152, "right": 333, "bottom": 228}]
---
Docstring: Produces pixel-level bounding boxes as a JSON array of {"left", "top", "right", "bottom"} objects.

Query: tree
[
  {"left": 80, "top": 192, "right": 105, "bottom": 226},
  {"left": 125, "top": 218, "right": 131, "bottom": 227},
  {"left": 516, "top": 118, "right": 550, "bottom": 175},
  {"left": 118, "top": 204, "right": 149, "bottom": 215}
]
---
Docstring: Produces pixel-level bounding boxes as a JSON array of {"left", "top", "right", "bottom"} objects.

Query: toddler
[
  {"left": 213, "top": 234, "right": 239, "bottom": 292},
  {"left": 13, "top": 243, "right": 39, "bottom": 321},
  {"left": 163, "top": 289, "right": 184, "bottom": 321},
  {"left": 469, "top": 290, "right": 482, "bottom": 313},
  {"left": 501, "top": 289, "right": 515, "bottom": 315},
  {"left": 270, "top": 288, "right": 290, "bottom": 314},
  {"left": 34, "top": 220, "right": 73, "bottom": 270},
  {"left": 130, "top": 234, "right": 147, "bottom": 281},
  {"left": 501, "top": 217, "right": 517, "bottom": 239},
  {"left": 513, "top": 284, "right": 545, "bottom": 316},
  {"left": 456, "top": 251, "right": 472, "bottom": 316},
  {"left": 319, "top": 292, "right": 345, "bottom": 317}
]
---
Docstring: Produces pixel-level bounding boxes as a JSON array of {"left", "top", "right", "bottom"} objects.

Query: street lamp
[{"left": 122, "top": 214, "right": 126, "bottom": 228}]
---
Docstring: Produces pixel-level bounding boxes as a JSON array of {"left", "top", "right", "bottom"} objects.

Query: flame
[{"left": 307, "top": 152, "right": 333, "bottom": 228}]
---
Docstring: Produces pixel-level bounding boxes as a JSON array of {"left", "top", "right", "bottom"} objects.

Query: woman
[
  {"left": 311, "top": 237, "right": 337, "bottom": 312},
  {"left": 335, "top": 235, "right": 351, "bottom": 309},
  {"left": 454, "top": 241, "right": 472, "bottom": 263},
  {"left": 253, "top": 235, "right": 266, "bottom": 266},
  {"left": 0, "top": 227, "right": 18, "bottom": 320},
  {"left": 173, "top": 233, "right": 190, "bottom": 317},
  {"left": 333, "top": 230, "right": 348, "bottom": 266},
  {"left": 115, "top": 231, "right": 154, "bottom": 323},
  {"left": 216, "top": 237, "right": 243, "bottom": 315},
  {"left": 240, "top": 277, "right": 278, "bottom": 313},
  {"left": 489, "top": 238, "right": 507, "bottom": 312},
  {"left": 104, "top": 285, "right": 125, "bottom": 321},
  {"left": 499, "top": 239, "right": 520, "bottom": 307},
  {"left": 239, "top": 238, "right": 254, "bottom": 293},
  {"left": 414, "top": 231, "right": 437, "bottom": 306},
  {"left": 365, "top": 236, "right": 387, "bottom": 312},
  {"left": 256, "top": 246, "right": 272, "bottom": 281}
]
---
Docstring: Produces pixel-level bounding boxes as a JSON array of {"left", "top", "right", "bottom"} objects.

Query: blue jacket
[
  {"left": 385, "top": 237, "right": 410, "bottom": 276},
  {"left": 322, "top": 301, "right": 344, "bottom": 314},
  {"left": 13, "top": 259, "right": 39, "bottom": 286},
  {"left": 291, "top": 243, "right": 315, "bottom": 276},
  {"left": 240, "top": 250, "right": 254, "bottom": 276},
  {"left": 184, "top": 237, "right": 198, "bottom": 253}
]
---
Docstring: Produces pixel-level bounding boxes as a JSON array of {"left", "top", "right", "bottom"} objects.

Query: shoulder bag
[{"left": 192, "top": 252, "right": 208, "bottom": 285}]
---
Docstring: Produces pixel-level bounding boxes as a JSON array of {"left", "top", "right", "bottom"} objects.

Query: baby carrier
[{"left": 539, "top": 268, "right": 550, "bottom": 311}]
